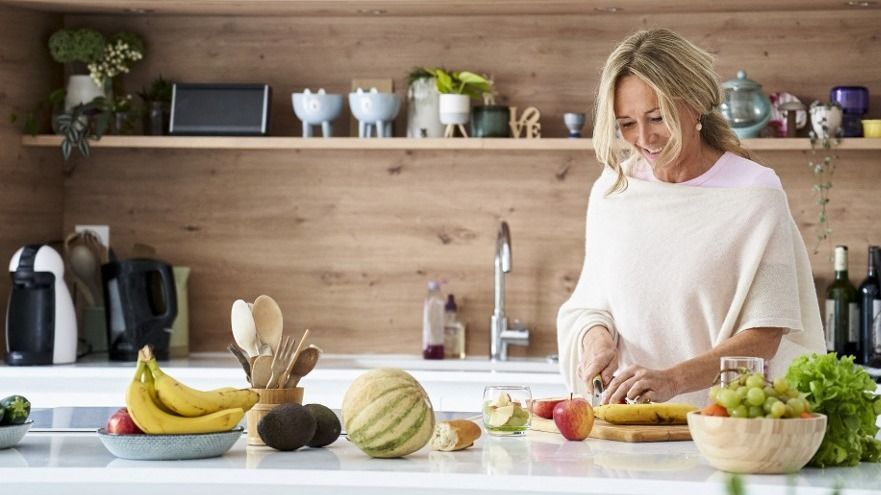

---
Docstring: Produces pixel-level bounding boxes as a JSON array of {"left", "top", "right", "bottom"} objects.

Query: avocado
[
  {"left": 304, "top": 403, "right": 341, "bottom": 448},
  {"left": 0, "top": 395, "right": 30, "bottom": 425},
  {"left": 257, "top": 403, "right": 316, "bottom": 451}
]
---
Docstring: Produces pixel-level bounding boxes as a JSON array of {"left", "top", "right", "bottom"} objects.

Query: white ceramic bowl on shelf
[{"left": 687, "top": 411, "right": 826, "bottom": 474}]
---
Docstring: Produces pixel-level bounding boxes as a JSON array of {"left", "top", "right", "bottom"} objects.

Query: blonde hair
[{"left": 593, "top": 28, "right": 750, "bottom": 194}]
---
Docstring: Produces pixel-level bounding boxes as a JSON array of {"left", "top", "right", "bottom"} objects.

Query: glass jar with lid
[{"left": 719, "top": 70, "right": 771, "bottom": 138}]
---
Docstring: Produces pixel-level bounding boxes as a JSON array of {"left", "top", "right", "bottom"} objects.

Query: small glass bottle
[
  {"left": 443, "top": 294, "right": 466, "bottom": 359},
  {"left": 422, "top": 281, "right": 445, "bottom": 359}
]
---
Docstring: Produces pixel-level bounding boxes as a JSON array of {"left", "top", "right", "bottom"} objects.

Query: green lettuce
[{"left": 786, "top": 353, "right": 881, "bottom": 467}]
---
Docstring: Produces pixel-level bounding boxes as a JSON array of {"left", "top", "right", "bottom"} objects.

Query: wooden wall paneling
[
  {"left": 0, "top": 6, "right": 64, "bottom": 353},
  {"left": 57, "top": 9, "right": 881, "bottom": 355}
]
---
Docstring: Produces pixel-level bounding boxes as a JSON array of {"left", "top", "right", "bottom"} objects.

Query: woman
[{"left": 557, "top": 29, "right": 825, "bottom": 406}]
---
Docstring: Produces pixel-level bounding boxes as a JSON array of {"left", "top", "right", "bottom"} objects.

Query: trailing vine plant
[{"left": 807, "top": 101, "right": 843, "bottom": 256}]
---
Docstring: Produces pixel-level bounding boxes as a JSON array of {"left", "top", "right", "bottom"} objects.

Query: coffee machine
[
  {"left": 5, "top": 245, "right": 77, "bottom": 365},
  {"left": 102, "top": 258, "right": 177, "bottom": 361}
]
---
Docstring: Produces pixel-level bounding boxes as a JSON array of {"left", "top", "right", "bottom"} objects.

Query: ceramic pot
[
  {"left": 471, "top": 105, "right": 511, "bottom": 138},
  {"left": 809, "top": 103, "right": 843, "bottom": 139},
  {"left": 144, "top": 101, "right": 170, "bottom": 135},
  {"left": 64, "top": 75, "right": 104, "bottom": 111},
  {"left": 563, "top": 112, "right": 586, "bottom": 138},
  {"left": 406, "top": 77, "right": 444, "bottom": 138},
  {"left": 439, "top": 94, "right": 470, "bottom": 125},
  {"left": 348, "top": 88, "right": 400, "bottom": 138},
  {"left": 292, "top": 89, "right": 343, "bottom": 138}
]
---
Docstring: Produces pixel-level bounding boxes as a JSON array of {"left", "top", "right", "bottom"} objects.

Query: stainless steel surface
[{"left": 490, "top": 221, "right": 530, "bottom": 361}]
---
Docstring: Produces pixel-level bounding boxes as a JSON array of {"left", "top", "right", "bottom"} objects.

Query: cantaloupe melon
[{"left": 341, "top": 368, "right": 435, "bottom": 458}]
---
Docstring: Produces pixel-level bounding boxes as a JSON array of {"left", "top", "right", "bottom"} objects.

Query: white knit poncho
[{"left": 556, "top": 162, "right": 826, "bottom": 406}]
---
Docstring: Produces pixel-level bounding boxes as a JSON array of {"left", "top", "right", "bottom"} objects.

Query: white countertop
[{"left": 2, "top": 428, "right": 880, "bottom": 495}]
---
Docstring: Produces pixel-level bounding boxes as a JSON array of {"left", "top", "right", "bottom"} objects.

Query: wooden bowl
[{"left": 686, "top": 411, "right": 826, "bottom": 474}]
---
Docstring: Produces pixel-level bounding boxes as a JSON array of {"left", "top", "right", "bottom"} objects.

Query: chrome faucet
[{"left": 490, "top": 221, "right": 530, "bottom": 361}]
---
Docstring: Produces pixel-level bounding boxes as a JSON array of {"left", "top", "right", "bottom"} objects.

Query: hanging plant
[{"left": 807, "top": 101, "right": 843, "bottom": 256}]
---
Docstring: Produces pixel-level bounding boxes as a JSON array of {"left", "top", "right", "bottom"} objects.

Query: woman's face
[{"left": 613, "top": 74, "right": 697, "bottom": 169}]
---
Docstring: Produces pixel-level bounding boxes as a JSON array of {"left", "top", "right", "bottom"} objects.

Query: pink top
[{"left": 630, "top": 151, "right": 783, "bottom": 189}]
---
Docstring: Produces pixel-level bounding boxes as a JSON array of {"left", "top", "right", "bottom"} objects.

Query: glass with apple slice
[{"left": 482, "top": 385, "right": 531, "bottom": 436}]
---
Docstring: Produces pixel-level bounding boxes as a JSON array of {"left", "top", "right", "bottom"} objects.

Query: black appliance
[
  {"left": 102, "top": 258, "right": 177, "bottom": 361},
  {"left": 169, "top": 83, "right": 271, "bottom": 136}
]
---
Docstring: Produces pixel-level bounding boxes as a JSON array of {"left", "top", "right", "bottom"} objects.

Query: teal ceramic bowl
[
  {"left": 0, "top": 420, "right": 32, "bottom": 449},
  {"left": 97, "top": 427, "right": 243, "bottom": 460}
]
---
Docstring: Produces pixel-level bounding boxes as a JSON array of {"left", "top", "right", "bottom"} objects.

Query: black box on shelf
[{"left": 169, "top": 83, "right": 271, "bottom": 136}]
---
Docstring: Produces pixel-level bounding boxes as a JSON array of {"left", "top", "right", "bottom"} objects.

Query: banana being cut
[
  {"left": 593, "top": 403, "right": 697, "bottom": 425},
  {"left": 125, "top": 346, "right": 251, "bottom": 435}
]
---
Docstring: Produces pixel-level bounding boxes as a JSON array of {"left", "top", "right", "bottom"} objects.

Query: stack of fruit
[
  {"left": 701, "top": 372, "right": 812, "bottom": 419},
  {"left": 107, "top": 346, "right": 259, "bottom": 435}
]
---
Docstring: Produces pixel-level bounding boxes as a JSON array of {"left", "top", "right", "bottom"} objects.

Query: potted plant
[
  {"left": 422, "top": 68, "right": 492, "bottom": 137},
  {"left": 138, "top": 75, "right": 173, "bottom": 135},
  {"left": 808, "top": 100, "right": 843, "bottom": 255},
  {"left": 48, "top": 28, "right": 106, "bottom": 110},
  {"left": 406, "top": 68, "right": 444, "bottom": 138},
  {"left": 53, "top": 96, "right": 110, "bottom": 173}
]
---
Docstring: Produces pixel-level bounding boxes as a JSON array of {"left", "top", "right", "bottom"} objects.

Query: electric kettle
[
  {"left": 5, "top": 245, "right": 77, "bottom": 365},
  {"left": 102, "top": 258, "right": 177, "bottom": 361}
]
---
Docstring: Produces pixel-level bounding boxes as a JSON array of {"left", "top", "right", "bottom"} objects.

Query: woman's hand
[
  {"left": 577, "top": 326, "right": 619, "bottom": 395},
  {"left": 601, "top": 365, "right": 680, "bottom": 404}
]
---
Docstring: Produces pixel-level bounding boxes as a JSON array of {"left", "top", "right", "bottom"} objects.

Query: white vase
[
  {"left": 438, "top": 94, "right": 470, "bottom": 125},
  {"left": 65, "top": 75, "right": 104, "bottom": 111},
  {"left": 809, "top": 103, "right": 843, "bottom": 139},
  {"left": 406, "top": 78, "right": 445, "bottom": 138}
]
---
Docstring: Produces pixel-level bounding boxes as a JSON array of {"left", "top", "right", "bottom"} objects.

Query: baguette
[{"left": 430, "top": 419, "right": 481, "bottom": 451}]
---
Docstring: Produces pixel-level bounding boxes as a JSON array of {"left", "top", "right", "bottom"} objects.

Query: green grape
[
  {"left": 717, "top": 388, "right": 740, "bottom": 409},
  {"left": 770, "top": 401, "right": 786, "bottom": 418},
  {"left": 746, "top": 374, "right": 765, "bottom": 389},
  {"left": 748, "top": 405, "right": 764, "bottom": 418},
  {"left": 763, "top": 396, "right": 780, "bottom": 413},
  {"left": 787, "top": 398, "right": 805, "bottom": 416},
  {"left": 784, "top": 404, "right": 794, "bottom": 418},
  {"left": 786, "top": 388, "right": 800, "bottom": 399},
  {"left": 763, "top": 386, "right": 775, "bottom": 398},
  {"left": 735, "top": 386, "right": 748, "bottom": 400},
  {"left": 708, "top": 385, "right": 721, "bottom": 402},
  {"left": 746, "top": 387, "right": 765, "bottom": 406},
  {"left": 731, "top": 405, "right": 749, "bottom": 418},
  {"left": 801, "top": 398, "right": 811, "bottom": 414},
  {"left": 773, "top": 377, "right": 789, "bottom": 394}
]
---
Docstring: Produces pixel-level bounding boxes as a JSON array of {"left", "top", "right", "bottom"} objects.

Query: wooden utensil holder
[{"left": 246, "top": 387, "right": 304, "bottom": 446}]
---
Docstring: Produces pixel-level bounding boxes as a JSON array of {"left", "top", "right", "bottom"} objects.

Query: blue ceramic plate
[
  {"left": 97, "top": 427, "right": 243, "bottom": 460},
  {"left": 0, "top": 420, "right": 32, "bottom": 449}
]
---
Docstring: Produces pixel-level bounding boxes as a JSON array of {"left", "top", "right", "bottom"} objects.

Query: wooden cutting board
[{"left": 530, "top": 415, "right": 692, "bottom": 443}]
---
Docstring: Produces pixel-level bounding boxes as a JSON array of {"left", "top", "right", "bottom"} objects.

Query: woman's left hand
[{"left": 601, "top": 365, "right": 680, "bottom": 405}]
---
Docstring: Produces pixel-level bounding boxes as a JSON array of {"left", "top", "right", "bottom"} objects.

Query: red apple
[
  {"left": 531, "top": 397, "right": 566, "bottom": 419},
  {"left": 106, "top": 407, "right": 143, "bottom": 434},
  {"left": 552, "top": 397, "right": 594, "bottom": 441}
]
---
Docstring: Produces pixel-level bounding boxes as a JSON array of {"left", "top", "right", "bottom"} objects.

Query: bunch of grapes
[{"left": 705, "top": 372, "right": 812, "bottom": 419}]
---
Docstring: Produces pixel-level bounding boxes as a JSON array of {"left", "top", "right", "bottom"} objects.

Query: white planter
[
  {"left": 439, "top": 94, "right": 471, "bottom": 125},
  {"left": 64, "top": 75, "right": 104, "bottom": 111},
  {"left": 809, "top": 103, "right": 842, "bottom": 139},
  {"left": 406, "top": 77, "right": 445, "bottom": 138}
]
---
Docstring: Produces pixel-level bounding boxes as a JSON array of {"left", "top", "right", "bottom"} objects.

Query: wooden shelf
[
  {"left": 3, "top": 0, "right": 877, "bottom": 17},
  {"left": 20, "top": 135, "right": 881, "bottom": 151}
]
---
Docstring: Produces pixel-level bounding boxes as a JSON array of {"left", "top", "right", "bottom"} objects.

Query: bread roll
[{"left": 430, "top": 419, "right": 481, "bottom": 451}]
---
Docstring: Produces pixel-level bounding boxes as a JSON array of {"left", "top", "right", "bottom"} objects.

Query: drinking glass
[
  {"left": 720, "top": 356, "right": 765, "bottom": 387},
  {"left": 482, "top": 385, "right": 531, "bottom": 436}
]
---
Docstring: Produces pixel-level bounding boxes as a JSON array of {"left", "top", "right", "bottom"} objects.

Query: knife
[{"left": 591, "top": 375, "right": 604, "bottom": 407}]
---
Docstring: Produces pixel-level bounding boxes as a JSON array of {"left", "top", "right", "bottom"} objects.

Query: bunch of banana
[
  {"left": 594, "top": 403, "right": 697, "bottom": 425},
  {"left": 126, "top": 346, "right": 258, "bottom": 434}
]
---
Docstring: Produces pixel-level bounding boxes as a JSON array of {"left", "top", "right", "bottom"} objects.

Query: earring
[{"left": 696, "top": 121, "right": 703, "bottom": 132}]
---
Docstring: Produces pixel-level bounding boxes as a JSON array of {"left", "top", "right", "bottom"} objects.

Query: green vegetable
[
  {"left": 786, "top": 353, "right": 881, "bottom": 467},
  {"left": 0, "top": 395, "right": 31, "bottom": 425}
]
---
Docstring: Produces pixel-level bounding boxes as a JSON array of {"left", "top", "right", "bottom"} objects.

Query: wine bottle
[
  {"left": 825, "top": 245, "right": 858, "bottom": 357},
  {"left": 860, "top": 246, "right": 881, "bottom": 367}
]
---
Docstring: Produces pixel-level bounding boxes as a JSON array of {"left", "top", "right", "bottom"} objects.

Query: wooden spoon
[
  {"left": 230, "top": 299, "right": 260, "bottom": 357},
  {"left": 250, "top": 355, "right": 273, "bottom": 389},
  {"left": 252, "top": 295, "right": 283, "bottom": 356},
  {"left": 284, "top": 345, "right": 322, "bottom": 388}
]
